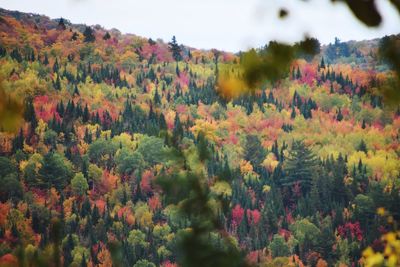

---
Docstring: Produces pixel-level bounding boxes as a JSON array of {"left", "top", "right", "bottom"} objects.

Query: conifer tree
[
  {"left": 357, "top": 139, "right": 368, "bottom": 153},
  {"left": 24, "top": 98, "right": 38, "bottom": 131},
  {"left": 244, "top": 135, "right": 266, "bottom": 168},
  {"left": 296, "top": 66, "right": 302, "bottom": 79},
  {"left": 282, "top": 140, "right": 318, "bottom": 195},
  {"left": 168, "top": 36, "right": 182, "bottom": 61},
  {"left": 58, "top": 18, "right": 66, "bottom": 30},
  {"left": 103, "top": 32, "right": 111, "bottom": 40},
  {"left": 320, "top": 57, "right": 326, "bottom": 69},
  {"left": 54, "top": 74, "right": 61, "bottom": 90},
  {"left": 83, "top": 26, "right": 95, "bottom": 43},
  {"left": 291, "top": 106, "right": 296, "bottom": 119},
  {"left": 336, "top": 108, "right": 343, "bottom": 121}
]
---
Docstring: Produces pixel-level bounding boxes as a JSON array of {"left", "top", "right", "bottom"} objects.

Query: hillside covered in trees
[{"left": 0, "top": 8, "right": 399, "bottom": 267}]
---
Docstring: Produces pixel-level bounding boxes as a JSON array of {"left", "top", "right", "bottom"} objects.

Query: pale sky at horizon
[{"left": 1, "top": 0, "right": 400, "bottom": 52}]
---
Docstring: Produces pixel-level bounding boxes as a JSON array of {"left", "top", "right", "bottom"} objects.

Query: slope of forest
[{"left": 0, "top": 8, "right": 399, "bottom": 267}]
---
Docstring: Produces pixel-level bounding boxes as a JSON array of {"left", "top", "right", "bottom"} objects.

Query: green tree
[
  {"left": 353, "top": 194, "right": 375, "bottom": 228},
  {"left": 289, "top": 218, "right": 321, "bottom": 258},
  {"left": 103, "top": 32, "right": 111, "bottom": 40},
  {"left": 115, "top": 148, "right": 145, "bottom": 176},
  {"left": 168, "top": 36, "right": 182, "bottom": 61},
  {"left": 128, "top": 229, "right": 149, "bottom": 248},
  {"left": 88, "top": 163, "right": 102, "bottom": 183},
  {"left": 244, "top": 135, "right": 266, "bottom": 168},
  {"left": 320, "top": 57, "right": 326, "bottom": 69},
  {"left": 133, "top": 259, "right": 156, "bottom": 267},
  {"left": 137, "top": 136, "right": 165, "bottom": 166},
  {"left": 44, "top": 129, "right": 57, "bottom": 148},
  {"left": 357, "top": 139, "right": 368, "bottom": 153},
  {"left": 57, "top": 18, "right": 66, "bottom": 30},
  {"left": 0, "top": 173, "right": 23, "bottom": 202},
  {"left": 282, "top": 141, "right": 318, "bottom": 194},
  {"left": 83, "top": 26, "right": 95, "bottom": 43},
  {"left": 23, "top": 97, "right": 38, "bottom": 132},
  {"left": 269, "top": 234, "right": 290, "bottom": 258},
  {"left": 0, "top": 157, "right": 16, "bottom": 177},
  {"left": 71, "top": 172, "right": 89, "bottom": 197},
  {"left": 337, "top": 107, "right": 344, "bottom": 121},
  {"left": 88, "top": 138, "right": 117, "bottom": 167},
  {"left": 39, "top": 152, "right": 73, "bottom": 190}
]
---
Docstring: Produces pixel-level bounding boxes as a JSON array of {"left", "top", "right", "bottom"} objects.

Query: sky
[{"left": 1, "top": 0, "right": 400, "bottom": 52}]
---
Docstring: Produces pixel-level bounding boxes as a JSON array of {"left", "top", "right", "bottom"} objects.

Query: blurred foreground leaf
[
  {"left": 378, "top": 35, "right": 400, "bottom": 105},
  {"left": 217, "top": 38, "right": 320, "bottom": 99},
  {"left": 0, "top": 77, "right": 24, "bottom": 133},
  {"left": 332, "top": 0, "right": 382, "bottom": 27}
]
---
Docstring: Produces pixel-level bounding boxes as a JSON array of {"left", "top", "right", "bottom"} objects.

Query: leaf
[
  {"left": 332, "top": 0, "right": 382, "bottom": 27},
  {"left": 279, "top": 8, "right": 289, "bottom": 18}
]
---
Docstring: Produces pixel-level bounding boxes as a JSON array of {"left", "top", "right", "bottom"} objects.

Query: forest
[{"left": 0, "top": 7, "right": 399, "bottom": 267}]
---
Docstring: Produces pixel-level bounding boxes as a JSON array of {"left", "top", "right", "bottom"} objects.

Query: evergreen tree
[
  {"left": 83, "top": 104, "right": 90, "bottom": 123},
  {"left": 24, "top": 98, "right": 38, "bottom": 131},
  {"left": 336, "top": 108, "right": 343, "bottom": 121},
  {"left": 296, "top": 66, "right": 302, "bottom": 79},
  {"left": 291, "top": 106, "right": 296, "bottom": 119},
  {"left": 153, "top": 88, "right": 161, "bottom": 105},
  {"left": 168, "top": 36, "right": 182, "bottom": 61},
  {"left": 58, "top": 18, "right": 66, "bottom": 30},
  {"left": 83, "top": 26, "right": 95, "bottom": 43},
  {"left": 71, "top": 32, "right": 79, "bottom": 41},
  {"left": 282, "top": 141, "right": 318, "bottom": 195},
  {"left": 54, "top": 74, "right": 61, "bottom": 90},
  {"left": 103, "top": 32, "right": 111, "bottom": 40},
  {"left": 43, "top": 53, "right": 49, "bottom": 65},
  {"left": 244, "top": 135, "right": 266, "bottom": 169},
  {"left": 357, "top": 139, "right": 368, "bottom": 153},
  {"left": 172, "top": 114, "right": 183, "bottom": 145},
  {"left": 320, "top": 57, "right": 326, "bottom": 69},
  {"left": 73, "top": 84, "right": 80, "bottom": 96}
]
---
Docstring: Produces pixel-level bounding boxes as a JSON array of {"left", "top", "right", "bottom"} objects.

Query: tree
[
  {"left": 88, "top": 164, "right": 102, "bottom": 184},
  {"left": 115, "top": 149, "right": 145, "bottom": 176},
  {"left": 137, "top": 136, "right": 165, "bottom": 166},
  {"left": 296, "top": 66, "right": 302, "bottom": 79},
  {"left": 336, "top": 108, "right": 343, "bottom": 121},
  {"left": 269, "top": 234, "right": 290, "bottom": 258},
  {"left": 57, "top": 18, "right": 66, "bottom": 30},
  {"left": 88, "top": 138, "right": 117, "bottom": 167},
  {"left": 172, "top": 114, "right": 184, "bottom": 146},
  {"left": 244, "top": 135, "right": 266, "bottom": 169},
  {"left": 290, "top": 106, "right": 296, "bottom": 119},
  {"left": 289, "top": 218, "right": 321, "bottom": 258},
  {"left": 133, "top": 260, "right": 156, "bottom": 267},
  {"left": 353, "top": 194, "right": 375, "bottom": 227},
  {"left": 0, "top": 173, "right": 23, "bottom": 202},
  {"left": 71, "top": 172, "right": 89, "bottom": 197},
  {"left": 282, "top": 140, "right": 318, "bottom": 195},
  {"left": 83, "top": 26, "right": 95, "bottom": 43},
  {"left": 54, "top": 73, "right": 61, "bottom": 90},
  {"left": 103, "top": 32, "right": 111, "bottom": 40},
  {"left": 168, "top": 36, "right": 182, "bottom": 61},
  {"left": 128, "top": 229, "right": 149, "bottom": 260},
  {"left": 357, "top": 139, "right": 368, "bottom": 153},
  {"left": 39, "top": 152, "right": 73, "bottom": 190},
  {"left": 0, "top": 157, "right": 16, "bottom": 177},
  {"left": 320, "top": 57, "right": 325, "bottom": 69},
  {"left": 24, "top": 97, "right": 38, "bottom": 132},
  {"left": 44, "top": 129, "right": 57, "bottom": 148},
  {"left": 153, "top": 88, "right": 161, "bottom": 105},
  {"left": 361, "top": 119, "right": 366, "bottom": 129}
]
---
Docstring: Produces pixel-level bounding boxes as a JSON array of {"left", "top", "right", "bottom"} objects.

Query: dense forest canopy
[{"left": 0, "top": 7, "right": 399, "bottom": 267}]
